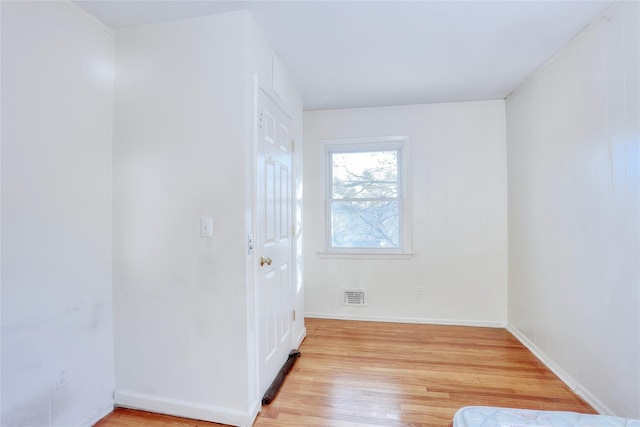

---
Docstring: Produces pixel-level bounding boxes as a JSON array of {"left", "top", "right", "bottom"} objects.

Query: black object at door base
[{"left": 262, "top": 349, "right": 301, "bottom": 405}]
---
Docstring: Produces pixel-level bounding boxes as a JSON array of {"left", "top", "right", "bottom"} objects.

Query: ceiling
[{"left": 74, "top": 1, "right": 611, "bottom": 111}]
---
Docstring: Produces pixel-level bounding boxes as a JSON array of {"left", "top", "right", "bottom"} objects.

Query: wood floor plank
[{"left": 96, "top": 318, "right": 595, "bottom": 426}]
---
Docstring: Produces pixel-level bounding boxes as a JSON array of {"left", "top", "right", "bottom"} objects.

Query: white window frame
[{"left": 319, "top": 135, "right": 413, "bottom": 258}]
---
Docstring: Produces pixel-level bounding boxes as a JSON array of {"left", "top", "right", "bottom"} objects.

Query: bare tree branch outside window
[{"left": 330, "top": 150, "right": 400, "bottom": 248}]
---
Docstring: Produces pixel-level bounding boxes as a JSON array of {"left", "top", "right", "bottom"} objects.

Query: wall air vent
[{"left": 343, "top": 289, "right": 367, "bottom": 307}]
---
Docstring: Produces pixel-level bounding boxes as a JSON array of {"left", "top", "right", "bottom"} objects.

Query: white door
[{"left": 256, "top": 90, "right": 294, "bottom": 397}]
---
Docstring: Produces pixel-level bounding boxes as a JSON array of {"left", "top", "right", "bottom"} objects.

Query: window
[{"left": 320, "top": 136, "right": 411, "bottom": 256}]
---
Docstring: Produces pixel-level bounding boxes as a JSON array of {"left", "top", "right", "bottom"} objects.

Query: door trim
[{"left": 252, "top": 80, "right": 297, "bottom": 401}]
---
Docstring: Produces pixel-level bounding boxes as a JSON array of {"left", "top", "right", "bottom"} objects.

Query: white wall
[
  {"left": 113, "top": 11, "right": 303, "bottom": 426},
  {"left": 304, "top": 101, "right": 507, "bottom": 326},
  {"left": 506, "top": 1, "right": 639, "bottom": 418},
  {"left": 113, "top": 11, "right": 249, "bottom": 423},
  {"left": 1, "top": 2, "right": 115, "bottom": 425}
]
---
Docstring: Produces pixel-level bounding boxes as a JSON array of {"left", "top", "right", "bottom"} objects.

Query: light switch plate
[{"left": 200, "top": 216, "right": 214, "bottom": 238}]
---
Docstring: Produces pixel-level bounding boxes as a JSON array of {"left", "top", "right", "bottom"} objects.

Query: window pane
[
  {"left": 331, "top": 200, "right": 399, "bottom": 248},
  {"left": 332, "top": 150, "right": 398, "bottom": 199}
]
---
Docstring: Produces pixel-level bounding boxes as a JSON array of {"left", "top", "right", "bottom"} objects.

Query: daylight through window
[{"left": 322, "top": 136, "right": 410, "bottom": 254}]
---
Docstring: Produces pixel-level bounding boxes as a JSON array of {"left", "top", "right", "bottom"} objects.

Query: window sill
[{"left": 317, "top": 251, "right": 414, "bottom": 260}]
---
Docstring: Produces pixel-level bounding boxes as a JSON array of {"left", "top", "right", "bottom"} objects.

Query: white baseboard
[
  {"left": 295, "top": 326, "right": 307, "bottom": 348},
  {"left": 78, "top": 401, "right": 114, "bottom": 426},
  {"left": 305, "top": 312, "right": 506, "bottom": 328},
  {"left": 247, "top": 398, "right": 261, "bottom": 425},
  {"left": 506, "top": 324, "right": 614, "bottom": 416},
  {"left": 114, "top": 390, "right": 259, "bottom": 427}
]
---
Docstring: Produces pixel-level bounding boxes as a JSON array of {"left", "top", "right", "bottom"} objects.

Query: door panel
[
  {"left": 280, "top": 166, "right": 289, "bottom": 240},
  {"left": 256, "top": 90, "right": 294, "bottom": 397},
  {"left": 265, "top": 159, "right": 276, "bottom": 245},
  {"left": 264, "top": 269, "right": 277, "bottom": 360}
]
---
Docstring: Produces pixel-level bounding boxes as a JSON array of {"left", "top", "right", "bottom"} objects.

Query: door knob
[{"left": 260, "top": 256, "right": 272, "bottom": 267}]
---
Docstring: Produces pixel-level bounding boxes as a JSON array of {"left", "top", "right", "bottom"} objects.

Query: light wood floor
[{"left": 96, "top": 318, "right": 594, "bottom": 426}]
